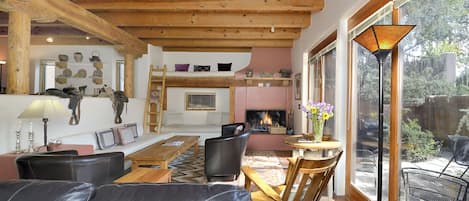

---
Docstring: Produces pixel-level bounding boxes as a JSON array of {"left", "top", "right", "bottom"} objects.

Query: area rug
[{"left": 165, "top": 146, "right": 290, "bottom": 185}]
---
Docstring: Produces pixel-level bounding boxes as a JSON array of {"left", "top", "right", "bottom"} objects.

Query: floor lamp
[
  {"left": 353, "top": 25, "right": 415, "bottom": 200},
  {"left": 18, "top": 99, "right": 69, "bottom": 151}
]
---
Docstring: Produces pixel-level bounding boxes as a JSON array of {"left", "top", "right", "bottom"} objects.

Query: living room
[{"left": 1, "top": 0, "right": 469, "bottom": 201}]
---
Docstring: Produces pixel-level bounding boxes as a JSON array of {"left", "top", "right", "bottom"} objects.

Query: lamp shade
[
  {"left": 354, "top": 25, "right": 415, "bottom": 53},
  {"left": 18, "top": 99, "right": 69, "bottom": 119}
]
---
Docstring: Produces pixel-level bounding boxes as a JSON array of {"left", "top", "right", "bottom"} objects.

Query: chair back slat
[{"left": 280, "top": 150, "right": 343, "bottom": 201}]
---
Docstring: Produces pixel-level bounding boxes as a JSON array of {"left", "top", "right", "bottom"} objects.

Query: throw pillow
[
  {"left": 118, "top": 127, "right": 136, "bottom": 145},
  {"left": 95, "top": 129, "right": 116, "bottom": 150},
  {"left": 124, "top": 123, "right": 139, "bottom": 138},
  {"left": 111, "top": 126, "right": 125, "bottom": 144},
  {"left": 217, "top": 63, "right": 232, "bottom": 71},
  {"left": 175, "top": 64, "right": 190, "bottom": 72},
  {"left": 194, "top": 65, "right": 211, "bottom": 72}
]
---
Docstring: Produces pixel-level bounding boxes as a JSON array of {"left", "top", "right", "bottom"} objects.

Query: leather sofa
[
  {"left": 0, "top": 180, "right": 251, "bottom": 201},
  {"left": 16, "top": 151, "right": 125, "bottom": 186},
  {"left": 205, "top": 130, "right": 250, "bottom": 182}
]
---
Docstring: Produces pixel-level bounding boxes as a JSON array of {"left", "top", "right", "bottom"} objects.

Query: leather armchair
[
  {"left": 221, "top": 122, "right": 245, "bottom": 137},
  {"left": 204, "top": 131, "right": 250, "bottom": 182},
  {"left": 16, "top": 151, "right": 125, "bottom": 186}
]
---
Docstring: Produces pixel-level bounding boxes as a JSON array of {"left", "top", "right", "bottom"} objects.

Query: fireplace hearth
[{"left": 246, "top": 110, "right": 286, "bottom": 133}]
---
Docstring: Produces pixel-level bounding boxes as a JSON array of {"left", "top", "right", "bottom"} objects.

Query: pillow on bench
[{"left": 96, "top": 129, "right": 117, "bottom": 150}]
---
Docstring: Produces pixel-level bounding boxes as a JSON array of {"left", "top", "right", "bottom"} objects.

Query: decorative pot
[{"left": 73, "top": 52, "right": 83, "bottom": 62}]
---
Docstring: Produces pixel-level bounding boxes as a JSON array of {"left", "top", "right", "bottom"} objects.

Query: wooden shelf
[{"left": 244, "top": 77, "right": 292, "bottom": 86}]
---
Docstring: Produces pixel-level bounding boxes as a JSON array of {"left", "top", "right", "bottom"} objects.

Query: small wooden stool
[{"left": 114, "top": 167, "right": 171, "bottom": 183}]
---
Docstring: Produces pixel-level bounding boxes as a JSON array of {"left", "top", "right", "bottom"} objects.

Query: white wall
[
  {"left": 29, "top": 45, "right": 124, "bottom": 95},
  {"left": 291, "top": 0, "right": 370, "bottom": 195},
  {"left": 166, "top": 88, "right": 230, "bottom": 125},
  {"left": 163, "top": 52, "right": 251, "bottom": 72},
  {"left": 0, "top": 95, "right": 144, "bottom": 154}
]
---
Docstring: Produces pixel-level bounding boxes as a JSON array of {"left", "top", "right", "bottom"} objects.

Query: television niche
[{"left": 245, "top": 110, "right": 286, "bottom": 133}]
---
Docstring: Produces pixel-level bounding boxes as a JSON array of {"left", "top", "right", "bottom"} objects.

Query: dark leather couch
[
  {"left": 0, "top": 180, "right": 251, "bottom": 201},
  {"left": 16, "top": 151, "right": 125, "bottom": 186},
  {"left": 205, "top": 130, "right": 250, "bottom": 182}
]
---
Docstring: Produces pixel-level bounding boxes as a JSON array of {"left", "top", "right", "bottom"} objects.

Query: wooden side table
[{"left": 114, "top": 168, "right": 171, "bottom": 183}]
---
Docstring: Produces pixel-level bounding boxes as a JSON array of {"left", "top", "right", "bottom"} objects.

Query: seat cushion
[
  {"left": 93, "top": 183, "right": 251, "bottom": 201},
  {"left": 0, "top": 180, "right": 94, "bottom": 201}
]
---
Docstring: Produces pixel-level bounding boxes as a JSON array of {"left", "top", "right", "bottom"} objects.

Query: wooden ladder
[{"left": 144, "top": 65, "right": 167, "bottom": 134}]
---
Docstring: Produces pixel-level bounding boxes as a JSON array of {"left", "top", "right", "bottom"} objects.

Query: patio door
[{"left": 346, "top": 0, "right": 469, "bottom": 200}]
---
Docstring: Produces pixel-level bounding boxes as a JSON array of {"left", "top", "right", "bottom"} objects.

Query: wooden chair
[{"left": 241, "top": 150, "right": 343, "bottom": 201}]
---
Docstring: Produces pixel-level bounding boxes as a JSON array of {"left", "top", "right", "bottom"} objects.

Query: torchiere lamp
[
  {"left": 353, "top": 24, "right": 415, "bottom": 200},
  {"left": 18, "top": 99, "right": 69, "bottom": 151}
]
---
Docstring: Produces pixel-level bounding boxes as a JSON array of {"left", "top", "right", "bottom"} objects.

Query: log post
[
  {"left": 7, "top": 11, "right": 31, "bottom": 94},
  {"left": 124, "top": 53, "right": 135, "bottom": 98}
]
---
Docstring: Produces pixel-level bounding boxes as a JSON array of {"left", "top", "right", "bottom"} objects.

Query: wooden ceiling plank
[
  {"left": 2, "top": 0, "right": 147, "bottom": 55},
  {"left": 96, "top": 12, "right": 310, "bottom": 28},
  {"left": 123, "top": 27, "right": 301, "bottom": 39},
  {"left": 74, "top": 0, "right": 324, "bottom": 12},
  {"left": 145, "top": 39, "right": 293, "bottom": 48},
  {"left": 163, "top": 47, "right": 251, "bottom": 52},
  {"left": 30, "top": 35, "right": 110, "bottom": 45}
]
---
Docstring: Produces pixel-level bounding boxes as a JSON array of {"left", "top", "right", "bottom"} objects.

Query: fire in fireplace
[{"left": 246, "top": 110, "right": 286, "bottom": 133}]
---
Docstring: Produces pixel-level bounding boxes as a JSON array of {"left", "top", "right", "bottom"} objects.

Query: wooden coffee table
[
  {"left": 126, "top": 135, "right": 199, "bottom": 170},
  {"left": 114, "top": 168, "right": 171, "bottom": 183}
]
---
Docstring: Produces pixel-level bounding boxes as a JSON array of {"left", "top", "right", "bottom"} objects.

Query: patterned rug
[{"left": 162, "top": 146, "right": 290, "bottom": 186}]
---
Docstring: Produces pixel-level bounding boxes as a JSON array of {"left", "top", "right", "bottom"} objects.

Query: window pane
[
  {"left": 45, "top": 64, "right": 55, "bottom": 89},
  {"left": 324, "top": 49, "right": 336, "bottom": 136},
  {"left": 351, "top": 15, "right": 391, "bottom": 201},
  {"left": 399, "top": 0, "right": 469, "bottom": 200}
]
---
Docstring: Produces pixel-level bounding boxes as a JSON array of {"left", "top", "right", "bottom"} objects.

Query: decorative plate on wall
[
  {"left": 62, "top": 68, "right": 72, "bottom": 78},
  {"left": 73, "top": 69, "right": 87, "bottom": 78}
]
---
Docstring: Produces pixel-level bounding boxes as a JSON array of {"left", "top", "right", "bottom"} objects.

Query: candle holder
[
  {"left": 27, "top": 122, "right": 34, "bottom": 153},
  {"left": 15, "top": 120, "right": 22, "bottom": 153}
]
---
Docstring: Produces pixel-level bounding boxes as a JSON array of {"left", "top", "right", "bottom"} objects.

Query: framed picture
[{"left": 295, "top": 73, "right": 302, "bottom": 100}]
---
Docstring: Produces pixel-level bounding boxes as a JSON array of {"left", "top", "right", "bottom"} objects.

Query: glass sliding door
[
  {"left": 350, "top": 15, "right": 392, "bottom": 201},
  {"left": 398, "top": 0, "right": 469, "bottom": 199}
]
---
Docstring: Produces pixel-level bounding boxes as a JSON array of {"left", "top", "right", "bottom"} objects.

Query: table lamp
[
  {"left": 18, "top": 99, "right": 69, "bottom": 151},
  {"left": 353, "top": 24, "right": 415, "bottom": 200}
]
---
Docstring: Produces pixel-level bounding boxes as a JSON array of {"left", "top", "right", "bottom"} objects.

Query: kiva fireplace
[{"left": 246, "top": 110, "right": 286, "bottom": 133}]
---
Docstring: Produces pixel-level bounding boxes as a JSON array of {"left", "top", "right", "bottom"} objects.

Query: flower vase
[{"left": 312, "top": 120, "right": 325, "bottom": 143}]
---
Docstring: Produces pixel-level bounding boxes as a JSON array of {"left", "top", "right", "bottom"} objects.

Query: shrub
[{"left": 401, "top": 118, "right": 440, "bottom": 162}]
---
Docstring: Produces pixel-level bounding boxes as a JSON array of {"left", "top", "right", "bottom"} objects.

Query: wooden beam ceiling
[
  {"left": 73, "top": 0, "right": 324, "bottom": 13},
  {"left": 145, "top": 39, "right": 293, "bottom": 48},
  {"left": 123, "top": 27, "right": 301, "bottom": 40},
  {"left": 0, "top": 0, "right": 146, "bottom": 54},
  {"left": 1, "top": 0, "right": 325, "bottom": 50},
  {"left": 95, "top": 12, "right": 310, "bottom": 28}
]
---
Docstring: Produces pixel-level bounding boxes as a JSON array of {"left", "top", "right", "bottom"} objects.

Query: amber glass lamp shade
[{"left": 354, "top": 25, "right": 415, "bottom": 54}]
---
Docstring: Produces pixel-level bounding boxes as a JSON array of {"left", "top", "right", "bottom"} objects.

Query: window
[
  {"left": 399, "top": 0, "right": 469, "bottom": 198},
  {"left": 116, "top": 60, "right": 124, "bottom": 91},
  {"left": 39, "top": 60, "right": 56, "bottom": 93},
  {"left": 185, "top": 93, "right": 216, "bottom": 111},
  {"left": 350, "top": 6, "right": 392, "bottom": 200},
  {"left": 308, "top": 41, "right": 336, "bottom": 136}
]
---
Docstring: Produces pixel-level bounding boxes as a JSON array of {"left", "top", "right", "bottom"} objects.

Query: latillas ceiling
[{"left": 0, "top": 0, "right": 324, "bottom": 52}]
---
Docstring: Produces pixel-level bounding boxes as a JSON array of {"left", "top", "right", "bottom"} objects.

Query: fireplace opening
[{"left": 246, "top": 110, "right": 286, "bottom": 133}]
